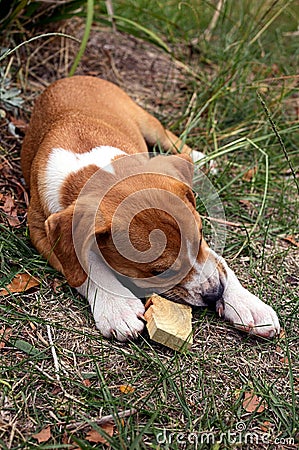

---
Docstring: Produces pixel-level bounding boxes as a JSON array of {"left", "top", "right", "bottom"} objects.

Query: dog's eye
[
  {"left": 151, "top": 269, "right": 164, "bottom": 276},
  {"left": 151, "top": 269, "right": 177, "bottom": 278}
]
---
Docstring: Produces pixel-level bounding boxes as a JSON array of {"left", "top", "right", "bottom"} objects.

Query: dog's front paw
[
  {"left": 221, "top": 268, "right": 280, "bottom": 338},
  {"left": 94, "top": 297, "right": 145, "bottom": 342},
  {"left": 191, "top": 150, "right": 205, "bottom": 163},
  {"left": 191, "top": 150, "right": 218, "bottom": 174},
  {"left": 221, "top": 289, "right": 280, "bottom": 338}
]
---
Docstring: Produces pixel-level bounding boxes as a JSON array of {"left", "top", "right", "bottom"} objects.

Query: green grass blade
[
  {"left": 0, "top": 32, "right": 80, "bottom": 62},
  {"left": 69, "top": 0, "right": 94, "bottom": 76},
  {"left": 112, "top": 15, "right": 170, "bottom": 53}
]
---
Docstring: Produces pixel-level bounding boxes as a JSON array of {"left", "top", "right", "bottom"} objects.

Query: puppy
[{"left": 21, "top": 76, "right": 280, "bottom": 341}]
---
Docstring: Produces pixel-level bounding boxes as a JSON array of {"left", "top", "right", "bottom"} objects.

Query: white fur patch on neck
[{"left": 44, "top": 146, "right": 125, "bottom": 213}]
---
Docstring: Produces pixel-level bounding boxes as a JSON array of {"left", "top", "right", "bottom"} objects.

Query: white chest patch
[{"left": 43, "top": 146, "right": 125, "bottom": 213}]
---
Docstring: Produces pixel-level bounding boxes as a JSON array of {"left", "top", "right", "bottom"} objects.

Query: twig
[
  {"left": 28, "top": 360, "right": 86, "bottom": 406},
  {"left": 8, "top": 421, "right": 17, "bottom": 450},
  {"left": 64, "top": 408, "right": 138, "bottom": 430},
  {"left": 45, "top": 326, "right": 88, "bottom": 405},
  {"left": 98, "top": 408, "right": 137, "bottom": 425},
  {"left": 46, "top": 324, "right": 60, "bottom": 382},
  {"left": 28, "top": 360, "right": 56, "bottom": 382}
]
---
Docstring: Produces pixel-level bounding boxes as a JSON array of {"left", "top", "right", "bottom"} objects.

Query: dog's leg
[
  {"left": 134, "top": 107, "right": 205, "bottom": 162},
  {"left": 76, "top": 250, "right": 145, "bottom": 341},
  {"left": 220, "top": 264, "right": 280, "bottom": 338}
]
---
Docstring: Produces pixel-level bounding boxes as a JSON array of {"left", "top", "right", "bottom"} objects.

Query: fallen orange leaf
[
  {"left": 33, "top": 425, "right": 52, "bottom": 443},
  {"left": 85, "top": 422, "right": 114, "bottom": 445},
  {"left": 243, "top": 166, "right": 258, "bottom": 182},
  {"left": 260, "top": 421, "right": 271, "bottom": 432},
  {"left": 1, "top": 194, "right": 20, "bottom": 227},
  {"left": 119, "top": 384, "right": 135, "bottom": 394},
  {"left": 279, "top": 329, "right": 286, "bottom": 339},
  {"left": 280, "top": 357, "right": 289, "bottom": 364},
  {"left": 243, "top": 391, "right": 266, "bottom": 413},
  {"left": 0, "top": 273, "right": 39, "bottom": 296},
  {"left": 282, "top": 235, "right": 299, "bottom": 248}
]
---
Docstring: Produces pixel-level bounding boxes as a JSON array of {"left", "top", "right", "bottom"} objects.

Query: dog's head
[{"left": 45, "top": 153, "right": 226, "bottom": 307}]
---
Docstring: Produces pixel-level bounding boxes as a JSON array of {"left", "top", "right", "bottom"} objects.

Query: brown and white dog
[{"left": 21, "top": 76, "right": 280, "bottom": 341}]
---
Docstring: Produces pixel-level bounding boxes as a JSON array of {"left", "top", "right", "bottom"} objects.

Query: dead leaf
[
  {"left": 260, "top": 421, "right": 271, "bottom": 432},
  {"left": 51, "top": 386, "right": 62, "bottom": 395},
  {"left": 85, "top": 422, "right": 114, "bottom": 445},
  {"left": 243, "top": 391, "right": 266, "bottom": 413},
  {"left": 51, "top": 278, "right": 62, "bottom": 293},
  {"left": 1, "top": 194, "right": 20, "bottom": 227},
  {"left": 2, "top": 195, "right": 14, "bottom": 212},
  {"left": 7, "top": 214, "right": 20, "bottom": 227},
  {"left": 119, "top": 384, "right": 135, "bottom": 394},
  {"left": 239, "top": 199, "right": 253, "bottom": 209},
  {"left": 281, "top": 235, "right": 299, "bottom": 248},
  {"left": 33, "top": 425, "right": 52, "bottom": 443},
  {"left": 243, "top": 166, "right": 258, "bottom": 182},
  {"left": 0, "top": 328, "right": 12, "bottom": 349},
  {"left": 280, "top": 357, "right": 289, "bottom": 364},
  {"left": 0, "top": 273, "right": 39, "bottom": 296},
  {"left": 62, "top": 432, "right": 69, "bottom": 444},
  {"left": 279, "top": 329, "right": 286, "bottom": 339}
]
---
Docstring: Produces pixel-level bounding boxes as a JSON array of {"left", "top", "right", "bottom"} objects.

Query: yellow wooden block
[{"left": 144, "top": 294, "right": 193, "bottom": 351}]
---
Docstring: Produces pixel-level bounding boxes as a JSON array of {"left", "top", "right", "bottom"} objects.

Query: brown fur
[
  {"left": 21, "top": 76, "right": 213, "bottom": 291},
  {"left": 21, "top": 76, "right": 281, "bottom": 340}
]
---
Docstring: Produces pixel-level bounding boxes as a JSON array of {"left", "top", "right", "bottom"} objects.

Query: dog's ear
[
  {"left": 45, "top": 206, "right": 85, "bottom": 287},
  {"left": 45, "top": 205, "right": 110, "bottom": 287}
]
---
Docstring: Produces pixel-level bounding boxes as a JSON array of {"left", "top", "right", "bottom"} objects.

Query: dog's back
[{"left": 21, "top": 76, "right": 148, "bottom": 185}]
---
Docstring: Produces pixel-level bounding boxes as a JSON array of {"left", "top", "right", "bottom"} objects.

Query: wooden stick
[{"left": 144, "top": 294, "right": 193, "bottom": 351}]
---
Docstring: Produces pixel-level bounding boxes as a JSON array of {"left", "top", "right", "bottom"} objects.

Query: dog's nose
[{"left": 202, "top": 282, "right": 224, "bottom": 305}]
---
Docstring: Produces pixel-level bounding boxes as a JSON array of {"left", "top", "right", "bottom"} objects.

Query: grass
[{"left": 0, "top": 0, "right": 298, "bottom": 448}]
